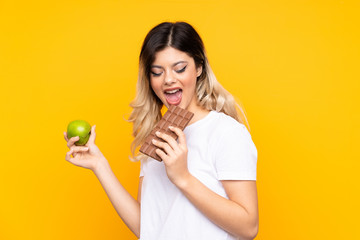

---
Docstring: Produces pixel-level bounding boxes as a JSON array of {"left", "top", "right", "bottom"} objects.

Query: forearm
[
  {"left": 177, "top": 174, "right": 257, "bottom": 239},
  {"left": 93, "top": 159, "right": 140, "bottom": 238}
]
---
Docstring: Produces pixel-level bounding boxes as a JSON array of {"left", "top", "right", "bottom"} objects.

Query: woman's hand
[
  {"left": 64, "top": 125, "right": 107, "bottom": 172},
  {"left": 152, "top": 126, "right": 191, "bottom": 187}
]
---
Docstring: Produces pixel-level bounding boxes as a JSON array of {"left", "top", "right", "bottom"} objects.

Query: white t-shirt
[{"left": 139, "top": 110, "right": 258, "bottom": 240}]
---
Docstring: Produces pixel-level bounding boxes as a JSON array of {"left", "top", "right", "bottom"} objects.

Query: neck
[{"left": 187, "top": 105, "right": 211, "bottom": 126}]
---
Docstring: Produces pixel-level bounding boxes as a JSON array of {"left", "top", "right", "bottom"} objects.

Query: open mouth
[{"left": 164, "top": 89, "right": 182, "bottom": 106}]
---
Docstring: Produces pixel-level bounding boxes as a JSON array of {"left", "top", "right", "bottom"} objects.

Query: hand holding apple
[{"left": 64, "top": 123, "right": 107, "bottom": 171}]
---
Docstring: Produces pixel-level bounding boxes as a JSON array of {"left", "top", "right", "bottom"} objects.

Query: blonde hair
[{"left": 127, "top": 22, "right": 250, "bottom": 162}]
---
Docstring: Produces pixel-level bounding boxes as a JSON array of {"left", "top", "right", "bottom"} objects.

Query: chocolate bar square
[{"left": 139, "top": 105, "right": 194, "bottom": 161}]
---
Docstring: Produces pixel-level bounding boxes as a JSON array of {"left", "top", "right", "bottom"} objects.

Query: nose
[{"left": 164, "top": 71, "right": 176, "bottom": 85}]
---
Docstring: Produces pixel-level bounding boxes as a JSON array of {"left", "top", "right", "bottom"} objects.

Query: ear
[{"left": 196, "top": 65, "right": 203, "bottom": 78}]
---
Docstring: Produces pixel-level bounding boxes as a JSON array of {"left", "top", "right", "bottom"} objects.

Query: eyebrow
[{"left": 151, "top": 61, "right": 188, "bottom": 69}]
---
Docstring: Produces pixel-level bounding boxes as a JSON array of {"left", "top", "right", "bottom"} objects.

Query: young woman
[{"left": 64, "top": 22, "right": 259, "bottom": 240}]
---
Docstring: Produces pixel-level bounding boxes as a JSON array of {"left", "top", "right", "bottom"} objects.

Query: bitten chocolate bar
[{"left": 139, "top": 105, "right": 194, "bottom": 161}]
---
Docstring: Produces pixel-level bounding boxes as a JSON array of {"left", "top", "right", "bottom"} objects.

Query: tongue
[{"left": 165, "top": 90, "right": 182, "bottom": 105}]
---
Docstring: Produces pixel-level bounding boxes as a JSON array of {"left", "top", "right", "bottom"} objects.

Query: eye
[
  {"left": 151, "top": 71, "right": 162, "bottom": 77},
  {"left": 176, "top": 65, "right": 187, "bottom": 73}
]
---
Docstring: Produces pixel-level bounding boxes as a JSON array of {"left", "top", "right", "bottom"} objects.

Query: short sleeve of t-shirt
[{"left": 214, "top": 123, "right": 258, "bottom": 180}]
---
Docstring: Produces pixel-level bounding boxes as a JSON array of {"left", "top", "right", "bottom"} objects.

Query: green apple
[{"left": 67, "top": 120, "right": 91, "bottom": 146}]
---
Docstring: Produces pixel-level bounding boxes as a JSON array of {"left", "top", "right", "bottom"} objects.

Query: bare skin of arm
[
  {"left": 93, "top": 162, "right": 142, "bottom": 238},
  {"left": 153, "top": 126, "right": 259, "bottom": 239},
  {"left": 178, "top": 177, "right": 259, "bottom": 239},
  {"left": 64, "top": 126, "right": 142, "bottom": 238}
]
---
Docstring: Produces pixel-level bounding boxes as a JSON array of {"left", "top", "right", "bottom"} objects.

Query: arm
[
  {"left": 177, "top": 175, "right": 258, "bottom": 239},
  {"left": 93, "top": 160, "right": 142, "bottom": 238},
  {"left": 152, "top": 127, "right": 258, "bottom": 239},
  {"left": 64, "top": 126, "right": 142, "bottom": 238}
]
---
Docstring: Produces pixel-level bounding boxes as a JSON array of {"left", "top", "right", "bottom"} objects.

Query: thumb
[{"left": 89, "top": 125, "right": 96, "bottom": 143}]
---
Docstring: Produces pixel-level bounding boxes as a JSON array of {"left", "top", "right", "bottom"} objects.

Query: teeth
[{"left": 165, "top": 89, "right": 180, "bottom": 94}]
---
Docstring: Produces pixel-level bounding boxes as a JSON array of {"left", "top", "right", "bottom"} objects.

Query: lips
[{"left": 164, "top": 89, "right": 182, "bottom": 105}]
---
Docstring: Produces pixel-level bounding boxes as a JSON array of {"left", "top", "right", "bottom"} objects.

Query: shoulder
[
  {"left": 211, "top": 112, "right": 258, "bottom": 180},
  {"left": 210, "top": 111, "right": 256, "bottom": 156},
  {"left": 211, "top": 111, "right": 250, "bottom": 138}
]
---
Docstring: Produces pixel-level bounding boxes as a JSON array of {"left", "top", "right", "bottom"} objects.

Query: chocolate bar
[{"left": 139, "top": 105, "right": 194, "bottom": 161}]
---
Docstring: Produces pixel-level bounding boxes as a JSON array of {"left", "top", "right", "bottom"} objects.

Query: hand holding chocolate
[{"left": 139, "top": 105, "right": 194, "bottom": 161}]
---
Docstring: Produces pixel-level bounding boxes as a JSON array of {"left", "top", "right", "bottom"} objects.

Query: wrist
[
  {"left": 92, "top": 157, "right": 110, "bottom": 175},
  {"left": 175, "top": 171, "right": 194, "bottom": 191}
]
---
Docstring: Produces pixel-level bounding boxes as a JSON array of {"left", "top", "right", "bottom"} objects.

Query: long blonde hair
[{"left": 127, "top": 22, "right": 250, "bottom": 162}]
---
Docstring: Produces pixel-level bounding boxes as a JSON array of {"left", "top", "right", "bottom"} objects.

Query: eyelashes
[
  {"left": 176, "top": 65, "right": 187, "bottom": 73},
  {"left": 151, "top": 72, "right": 162, "bottom": 77},
  {"left": 150, "top": 65, "right": 187, "bottom": 77}
]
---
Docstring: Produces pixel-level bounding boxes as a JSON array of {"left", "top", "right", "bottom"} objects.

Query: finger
[
  {"left": 71, "top": 146, "right": 89, "bottom": 153},
  {"left": 67, "top": 136, "right": 80, "bottom": 148},
  {"left": 70, "top": 146, "right": 89, "bottom": 159},
  {"left": 65, "top": 149, "right": 74, "bottom": 161},
  {"left": 88, "top": 125, "right": 96, "bottom": 144},
  {"left": 152, "top": 139, "right": 173, "bottom": 156},
  {"left": 155, "top": 131, "right": 179, "bottom": 151},
  {"left": 169, "top": 126, "right": 187, "bottom": 147},
  {"left": 64, "top": 132, "right": 69, "bottom": 142},
  {"left": 66, "top": 148, "right": 79, "bottom": 159},
  {"left": 65, "top": 149, "right": 81, "bottom": 166},
  {"left": 155, "top": 148, "right": 169, "bottom": 162}
]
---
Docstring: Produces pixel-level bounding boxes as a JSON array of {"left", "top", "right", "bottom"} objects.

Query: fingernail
[
  {"left": 152, "top": 139, "right": 157, "bottom": 144},
  {"left": 169, "top": 126, "right": 174, "bottom": 129},
  {"left": 155, "top": 131, "right": 160, "bottom": 136}
]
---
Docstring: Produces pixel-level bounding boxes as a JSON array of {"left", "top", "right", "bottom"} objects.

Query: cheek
[
  {"left": 150, "top": 79, "right": 162, "bottom": 96},
  {"left": 182, "top": 72, "right": 197, "bottom": 88}
]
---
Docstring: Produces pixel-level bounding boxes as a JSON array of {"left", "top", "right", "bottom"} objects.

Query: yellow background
[{"left": 1, "top": 0, "right": 359, "bottom": 239}]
